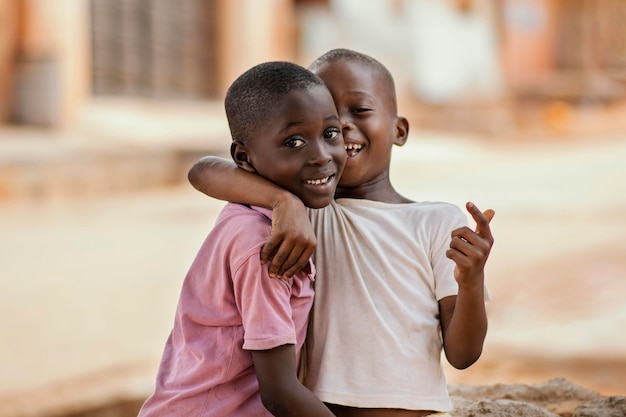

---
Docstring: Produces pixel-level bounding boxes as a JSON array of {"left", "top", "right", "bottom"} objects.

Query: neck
[{"left": 335, "top": 177, "right": 413, "bottom": 204}]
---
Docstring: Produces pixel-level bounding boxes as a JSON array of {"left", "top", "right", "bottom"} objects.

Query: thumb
[{"left": 483, "top": 209, "right": 495, "bottom": 223}]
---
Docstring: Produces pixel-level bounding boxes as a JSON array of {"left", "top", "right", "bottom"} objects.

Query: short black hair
[
  {"left": 225, "top": 61, "right": 326, "bottom": 144},
  {"left": 309, "top": 48, "right": 397, "bottom": 112}
]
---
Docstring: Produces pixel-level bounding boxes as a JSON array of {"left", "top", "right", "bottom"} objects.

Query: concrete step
[
  {"left": 0, "top": 98, "right": 232, "bottom": 203},
  {"left": 0, "top": 131, "right": 224, "bottom": 203}
]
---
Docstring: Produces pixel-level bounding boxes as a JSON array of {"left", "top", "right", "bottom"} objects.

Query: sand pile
[
  {"left": 449, "top": 378, "right": 625, "bottom": 417},
  {"left": 2, "top": 377, "right": 624, "bottom": 417}
]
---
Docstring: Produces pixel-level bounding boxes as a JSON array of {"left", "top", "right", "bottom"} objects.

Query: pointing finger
[{"left": 466, "top": 202, "right": 495, "bottom": 237}]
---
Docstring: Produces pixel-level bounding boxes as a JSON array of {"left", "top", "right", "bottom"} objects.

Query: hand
[
  {"left": 261, "top": 194, "right": 317, "bottom": 279},
  {"left": 446, "top": 202, "right": 495, "bottom": 288}
]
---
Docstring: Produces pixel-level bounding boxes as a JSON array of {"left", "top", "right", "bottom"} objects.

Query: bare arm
[
  {"left": 188, "top": 156, "right": 316, "bottom": 278},
  {"left": 440, "top": 202, "right": 495, "bottom": 369},
  {"left": 252, "top": 345, "right": 335, "bottom": 417}
]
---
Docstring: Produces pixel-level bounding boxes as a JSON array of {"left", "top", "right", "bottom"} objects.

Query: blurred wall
[
  {"left": 1, "top": 0, "right": 89, "bottom": 127},
  {"left": 0, "top": 0, "right": 19, "bottom": 123},
  {"left": 0, "top": 0, "right": 296, "bottom": 130},
  {"left": 218, "top": 0, "right": 296, "bottom": 93},
  {"left": 1, "top": 0, "right": 624, "bottom": 133},
  {"left": 407, "top": 0, "right": 503, "bottom": 104},
  {"left": 500, "top": 0, "right": 558, "bottom": 90},
  {"left": 296, "top": 0, "right": 504, "bottom": 105}
]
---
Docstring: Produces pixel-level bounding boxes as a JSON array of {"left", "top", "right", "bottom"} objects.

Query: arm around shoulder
[
  {"left": 189, "top": 155, "right": 291, "bottom": 207},
  {"left": 188, "top": 155, "right": 316, "bottom": 279},
  {"left": 252, "top": 344, "right": 335, "bottom": 416}
]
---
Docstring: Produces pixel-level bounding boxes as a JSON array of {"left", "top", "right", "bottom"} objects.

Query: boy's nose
[
  {"left": 341, "top": 118, "right": 354, "bottom": 133},
  {"left": 309, "top": 142, "right": 332, "bottom": 165}
]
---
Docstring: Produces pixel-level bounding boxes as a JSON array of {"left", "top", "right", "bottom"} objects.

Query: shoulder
[
  {"left": 368, "top": 199, "right": 465, "bottom": 221},
  {"left": 329, "top": 198, "right": 465, "bottom": 223},
  {"left": 418, "top": 201, "right": 468, "bottom": 229},
  {"left": 391, "top": 201, "right": 468, "bottom": 237},
  {"left": 212, "top": 203, "right": 272, "bottom": 257},
  {"left": 216, "top": 203, "right": 272, "bottom": 232},
  {"left": 413, "top": 201, "right": 465, "bottom": 220}
]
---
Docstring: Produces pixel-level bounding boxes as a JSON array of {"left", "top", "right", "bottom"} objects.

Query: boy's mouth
[
  {"left": 305, "top": 175, "right": 333, "bottom": 185},
  {"left": 345, "top": 143, "right": 363, "bottom": 158}
]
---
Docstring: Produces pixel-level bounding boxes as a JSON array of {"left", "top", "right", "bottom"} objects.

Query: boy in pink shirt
[{"left": 138, "top": 61, "right": 345, "bottom": 416}]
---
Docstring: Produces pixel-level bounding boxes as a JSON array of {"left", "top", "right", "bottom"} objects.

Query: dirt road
[{"left": 1, "top": 131, "right": 624, "bottom": 411}]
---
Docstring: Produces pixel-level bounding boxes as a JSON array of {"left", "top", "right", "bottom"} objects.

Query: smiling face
[
  {"left": 312, "top": 58, "right": 408, "bottom": 195},
  {"left": 233, "top": 85, "right": 346, "bottom": 209}
]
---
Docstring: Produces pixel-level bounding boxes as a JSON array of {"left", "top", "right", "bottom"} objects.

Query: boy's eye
[
  {"left": 351, "top": 107, "right": 371, "bottom": 114},
  {"left": 324, "top": 128, "right": 340, "bottom": 140},
  {"left": 285, "top": 137, "right": 305, "bottom": 148}
]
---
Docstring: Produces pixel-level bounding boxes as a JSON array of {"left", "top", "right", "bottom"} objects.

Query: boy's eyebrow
[
  {"left": 279, "top": 115, "right": 341, "bottom": 133},
  {"left": 345, "top": 91, "right": 373, "bottom": 97},
  {"left": 279, "top": 120, "right": 305, "bottom": 133},
  {"left": 344, "top": 91, "right": 376, "bottom": 102}
]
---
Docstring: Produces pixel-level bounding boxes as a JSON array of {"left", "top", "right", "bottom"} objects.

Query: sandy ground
[{"left": 0, "top": 128, "right": 625, "bottom": 412}]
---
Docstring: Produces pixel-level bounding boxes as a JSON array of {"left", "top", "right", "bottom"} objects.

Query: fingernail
[{"left": 269, "top": 273, "right": 276, "bottom": 278}]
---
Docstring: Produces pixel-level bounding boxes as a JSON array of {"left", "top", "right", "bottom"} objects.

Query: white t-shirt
[{"left": 303, "top": 199, "right": 468, "bottom": 412}]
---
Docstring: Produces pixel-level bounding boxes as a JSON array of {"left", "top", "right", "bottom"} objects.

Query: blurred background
[{"left": 1, "top": 0, "right": 625, "bottom": 416}]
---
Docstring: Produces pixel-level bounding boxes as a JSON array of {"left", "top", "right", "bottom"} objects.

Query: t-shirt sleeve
[
  {"left": 431, "top": 204, "right": 469, "bottom": 300},
  {"left": 231, "top": 246, "right": 297, "bottom": 351}
]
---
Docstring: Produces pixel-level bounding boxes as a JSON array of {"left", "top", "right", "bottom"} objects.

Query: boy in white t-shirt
[{"left": 188, "top": 49, "right": 495, "bottom": 417}]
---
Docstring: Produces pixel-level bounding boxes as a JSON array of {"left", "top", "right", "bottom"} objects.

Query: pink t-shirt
[{"left": 139, "top": 203, "right": 315, "bottom": 417}]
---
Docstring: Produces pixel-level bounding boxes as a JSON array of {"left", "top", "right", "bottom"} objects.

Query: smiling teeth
[
  {"left": 305, "top": 176, "right": 331, "bottom": 185},
  {"left": 345, "top": 144, "right": 362, "bottom": 151}
]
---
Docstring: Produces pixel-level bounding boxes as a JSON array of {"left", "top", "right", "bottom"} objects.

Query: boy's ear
[
  {"left": 393, "top": 116, "right": 409, "bottom": 147},
  {"left": 230, "top": 141, "right": 257, "bottom": 173}
]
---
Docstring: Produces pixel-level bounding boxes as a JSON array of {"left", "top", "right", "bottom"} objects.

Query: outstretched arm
[
  {"left": 188, "top": 156, "right": 316, "bottom": 278},
  {"left": 252, "top": 345, "right": 335, "bottom": 416},
  {"left": 440, "top": 202, "right": 495, "bottom": 369}
]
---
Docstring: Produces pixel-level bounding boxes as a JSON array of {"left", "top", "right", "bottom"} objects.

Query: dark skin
[
  {"left": 188, "top": 57, "right": 495, "bottom": 416},
  {"left": 228, "top": 84, "right": 344, "bottom": 417},
  {"left": 253, "top": 345, "right": 336, "bottom": 416}
]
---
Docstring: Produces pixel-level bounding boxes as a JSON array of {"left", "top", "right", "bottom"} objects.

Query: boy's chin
[{"left": 300, "top": 195, "right": 335, "bottom": 209}]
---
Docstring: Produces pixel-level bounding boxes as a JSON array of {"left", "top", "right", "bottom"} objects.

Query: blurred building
[
  {"left": 0, "top": 0, "right": 297, "bottom": 128},
  {"left": 0, "top": 0, "right": 624, "bottom": 132}
]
